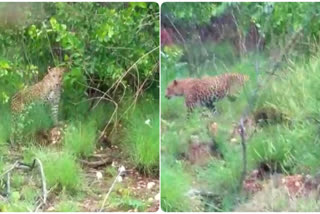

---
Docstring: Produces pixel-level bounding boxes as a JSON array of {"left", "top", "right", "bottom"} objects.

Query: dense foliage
[{"left": 0, "top": 2, "right": 159, "bottom": 109}]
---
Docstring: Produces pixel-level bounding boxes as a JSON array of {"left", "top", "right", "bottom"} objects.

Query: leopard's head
[
  {"left": 165, "top": 79, "right": 184, "bottom": 99},
  {"left": 47, "top": 66, "right": 68, "bottom": 86}
]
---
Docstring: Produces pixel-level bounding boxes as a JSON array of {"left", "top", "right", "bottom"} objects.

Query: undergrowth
[{"left": 24, "top": 147, "right": 83, "bottom": 192}]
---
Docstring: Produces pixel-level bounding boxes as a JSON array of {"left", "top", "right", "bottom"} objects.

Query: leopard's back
[
  {"left": 183, "top": 73, "right": 249, "bottom": 111},
  {"left": 206, "top": 73, "right": 249, "bottom": 98}
]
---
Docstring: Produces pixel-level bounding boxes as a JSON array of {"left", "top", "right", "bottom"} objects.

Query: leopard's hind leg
[{"left": 205, "top": 98, "right": 219, "bottom": 116}]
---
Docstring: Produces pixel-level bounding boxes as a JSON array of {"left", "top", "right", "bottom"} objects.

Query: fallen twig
[
  {"left": 35, "top": 158, "right": 47, "bottom": 205},
  {"left": 0, "top": 161, "right": 19, "bottom": 178},
  {"left": 0, "top": 159, "right": 47, "bottom": 208},
  {"left": 99, "top": 166, "right": 126, "bottom": 212},
  {"left": 6, "top": 172, "right": 10, "bottom": 197},
  {"left": 79, "top": 158, "right": 112, "bottom": 168},
  {"left": 92, "top": 46, "right": 159, "bottom": 110},
  {"left": 239, "top": 118, "right": 247, "bottom": 191}
]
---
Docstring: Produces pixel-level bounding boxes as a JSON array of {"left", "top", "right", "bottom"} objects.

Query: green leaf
[{"left": 130, "top": 2, "right": 147, "bottom": 9}]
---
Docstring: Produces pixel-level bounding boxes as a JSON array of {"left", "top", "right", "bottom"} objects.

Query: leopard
[
  {"left": 10, "top": 66, "right": 67, "bottom": 143},
  {"left": 165, "top": 72, "right": 249, "bottom": 114}
]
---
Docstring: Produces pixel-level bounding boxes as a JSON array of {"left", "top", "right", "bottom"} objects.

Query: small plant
[
  {"left": 55, "top": 200, "right": 80, "bottom": 212},
  {"left": 63, "top": 121, "right": 97, "bottom": 158},
  {"left": 109, "top": 191, "right": 148, "bottom": 212},
  {"left": 104, "top": 166, "right": 118, "bottom": 178},
  {"left": 20, "top": 186, "right": 39, "bottom": 204}
]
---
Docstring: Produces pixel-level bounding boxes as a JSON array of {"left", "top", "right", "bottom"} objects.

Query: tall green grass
[
  {"left": 161, "top": 163, "right": 192, "bottom": 212},
  {"left": 247, "top": 55, "right": 320, "bottom": 174},
  {"left": 63, "top": 121, "right": 97, "bottom": 158},
  {"left": 0, "top": 104, "right": 11, "bottom": 143},
  {"left": 121, "top": 97, "right": 159, "bottom": 175},
  {"left": 24, "top": 148, "right": 83, "bottom": 192}
]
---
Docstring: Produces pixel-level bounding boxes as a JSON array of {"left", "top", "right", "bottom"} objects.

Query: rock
[
  {"left": 145, "top": 119, "right": 151, "bottom": 126},
  {"left": 207, "top": 122, "right": 218, "bottom": 137},
  {"left": 147, "top": 182, "right": 156, "bottom": 189},
  {"left": 96, "top": 171, "right": 103, "bottom": 180},
  {"left": 117, "top": 176, "right": 123, "bottom": 182},
  {"left": 186, "top": 138, "right": 222, "bottom": 166},
  {"left": 230, "top": 138, "right": 237, "bottom": 143},
  {"left": 155, "top": 193, "right": 160, "bottom": 201}
]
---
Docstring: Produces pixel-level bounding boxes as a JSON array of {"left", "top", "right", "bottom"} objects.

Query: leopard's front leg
[
  {"left": 48, "top": 88, "right": 61, "bottom": 125},
  {"left": 185, "top": 94, "right": 197, "bottom": 118}
]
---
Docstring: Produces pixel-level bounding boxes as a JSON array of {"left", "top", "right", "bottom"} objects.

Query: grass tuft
[
  {"left": 122, "top": 98, "right": 159, "bottom": 175},
  {"left": 25, "top": 148, "right": 83, "bottom": 192},
  {"left": 161, "top": 163, "right": 192, "bottom": 212},
  {"left": 63, "top": 121, "right": 97, "bottom": 158}
]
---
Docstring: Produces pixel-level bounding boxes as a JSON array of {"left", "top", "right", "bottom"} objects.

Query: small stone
[
  {"left": 230, "top": 138, "right": 237, "bottom": 143},
  {"left": 47, "top": 206, "right": 55, "bottom": 211},
  {"left": 148, "top": 197, "right": 153, "bottom": 202},
  {"left": 147, "top": 182, "right": 155, "bottom": 189},
  {"left": 145, "top": 119, "right": 151, "bottom": 126},
  {"left": 155, "top": 193, "right": 160, "bottom": 201},
  {"left": 96, "top": 171, "right": 103, "bottom": 180},
  {"left": 119, "top": 165, "right": 126, "bottom": 173}
]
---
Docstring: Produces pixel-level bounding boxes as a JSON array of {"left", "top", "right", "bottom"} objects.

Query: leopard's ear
[
  {"left": 173, "top": 80, "right": 178, "bottom": 85},
  {"left": 47, "top": 66, "right": 52, "bottom": 72}
]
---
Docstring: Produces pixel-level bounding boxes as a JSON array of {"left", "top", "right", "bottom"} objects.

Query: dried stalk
[{"left": 99, "top": 166, "right": 126, "bottom": 212}]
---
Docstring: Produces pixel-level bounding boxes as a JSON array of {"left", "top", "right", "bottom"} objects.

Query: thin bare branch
[{"left": 92, "top": 46, "right": 159, "bottom": 110}]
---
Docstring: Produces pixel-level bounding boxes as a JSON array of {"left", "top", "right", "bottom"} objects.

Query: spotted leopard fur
[
  {"left": 165, "top": 73, "right": 249, "bottom": 114},
  {"left": 10, "top": 66, "right": 67, "bottom": 143}
]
